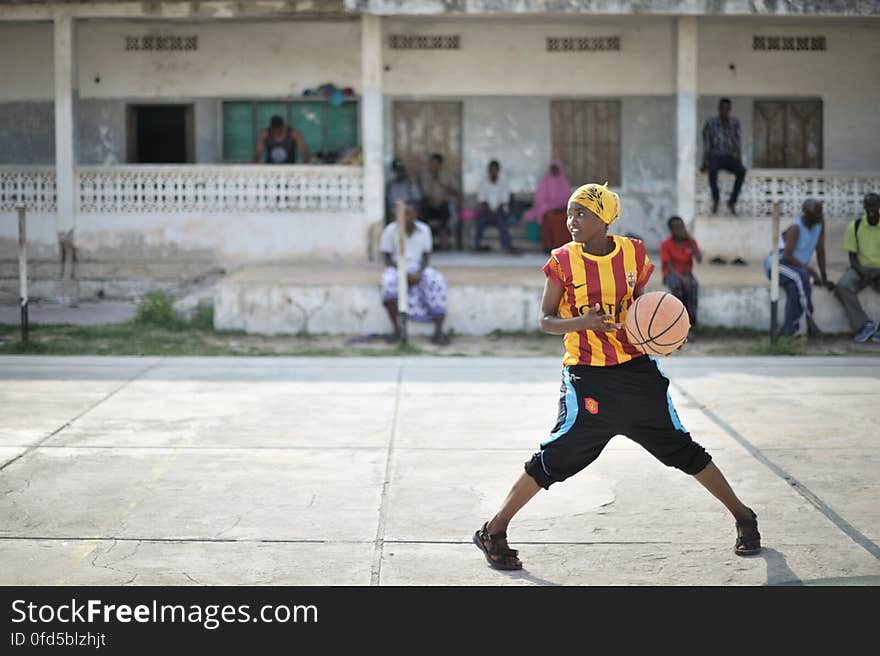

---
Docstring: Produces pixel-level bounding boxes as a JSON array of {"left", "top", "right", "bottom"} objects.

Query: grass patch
[
  {"left": 134, "top": 290, "right": 181, "bottom": 329},
  {"left": 745, "top": 335, "right": 808, "bottom": 356},
  {"left": 695, "top": 325, "right": 770, "bottom": 339},
  {"left": 488, "top": 329, "right": 547, "bottom": 339},
  {"left": 0, "top": 321, "right": 429, "bottom": 357},
  {"left": 0, "top": 323, "right": 235, "bottom": 356}
]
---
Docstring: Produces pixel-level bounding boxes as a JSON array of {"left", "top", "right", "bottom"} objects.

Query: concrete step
[
  {"left": 0, "top": 259, "right": 226, "bottom": 302},
  {"left": 213, "top": 258, "right": 880, "bottom": 336}
]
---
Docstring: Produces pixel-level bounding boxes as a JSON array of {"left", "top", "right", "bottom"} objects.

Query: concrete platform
[
  {"left": 214, "top": 250, "right": 880, "bottom": 335},
  {"left": 0, "top": 355, "right": 878, "bottom": 586}
]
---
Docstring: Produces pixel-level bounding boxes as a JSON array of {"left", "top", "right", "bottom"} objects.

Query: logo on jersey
[
  {"left": 584, "top": 397, "right": 599, "bottom": 414},
  {"left": 626, "top": 271, "right": 636, "bottom": 288}
]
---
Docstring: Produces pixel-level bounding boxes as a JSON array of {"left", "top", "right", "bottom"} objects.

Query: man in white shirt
[
  {"left": 379, "top": 202, "right": 450, "bottom": 345},
  {"left": 475, "top": 160, "right": 520, "bottom": 254}
]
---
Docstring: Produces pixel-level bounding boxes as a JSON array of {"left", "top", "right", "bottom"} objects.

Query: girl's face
[{"left": 567, "top": 202, "right": 605, "bottom": 242}]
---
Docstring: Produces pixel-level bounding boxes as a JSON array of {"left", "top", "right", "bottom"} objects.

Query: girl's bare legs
[
  {"left": 486, "top": 472, "right": 542, "bottom": 535},
  {"left": 694, "top": 462, "right": 754, "bottom": 521}
]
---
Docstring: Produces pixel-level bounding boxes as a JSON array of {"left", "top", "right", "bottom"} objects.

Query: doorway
[{"left": 128, "top": 104, "right": 194, "bottom": 163}]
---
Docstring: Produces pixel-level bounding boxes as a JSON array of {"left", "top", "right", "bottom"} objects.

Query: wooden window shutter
[
  {"left": 551, "top": 100, "right": 621, "bottom": 187},
  {"left": 753, "top": 99, "right": 822, "bottom": 168}
]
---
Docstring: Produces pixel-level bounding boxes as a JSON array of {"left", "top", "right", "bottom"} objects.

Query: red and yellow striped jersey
[{"left": 543, "top": 235, "right": 655, "bottom": 367}]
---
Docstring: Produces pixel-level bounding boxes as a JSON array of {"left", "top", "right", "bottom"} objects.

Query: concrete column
[
  {"left": 53, "top": 12, "right": 77, "bottom": 237},
  {"left": 361, "top": 15, "right": 384, "bottom": 235},
  {"left": 676, "top": 16, "right": 698, "bottom": 222}
]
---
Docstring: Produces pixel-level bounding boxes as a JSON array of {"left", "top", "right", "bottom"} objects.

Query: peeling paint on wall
[{"left": 0, "top": 103, "right": 55, "bottom": 164}]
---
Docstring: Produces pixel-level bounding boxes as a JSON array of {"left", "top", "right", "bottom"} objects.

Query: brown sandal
[
  {"left": 735, "top": 509, "right": 762, "bottom": 556},
  {"left": 473, "top": 522, "right": 522, "bottom": 570}
]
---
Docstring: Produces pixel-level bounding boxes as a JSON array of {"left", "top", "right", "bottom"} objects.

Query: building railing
[
  {"left": 696, "top": 169, "right": 880, "bottom": 219},
  {"left": 0, "top": 167, "right": 58, "bottom": 212},
  {"left": 0, "top": 165, "right": 364, "bottom": 213}
]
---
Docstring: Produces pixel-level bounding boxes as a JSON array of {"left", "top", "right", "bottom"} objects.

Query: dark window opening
[{"left": 128, "top": 104, "right": 194, "bottom": 163}]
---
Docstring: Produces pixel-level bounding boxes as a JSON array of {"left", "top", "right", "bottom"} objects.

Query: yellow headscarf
[{"left": 568, "top": 182, "right": 620, "bottom": 226}]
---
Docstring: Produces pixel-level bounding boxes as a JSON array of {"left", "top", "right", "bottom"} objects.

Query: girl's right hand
[{"left": 579, "top": 304, "right": 621, "bottom": 332}]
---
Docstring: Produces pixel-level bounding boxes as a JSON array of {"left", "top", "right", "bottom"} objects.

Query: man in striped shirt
[{"left": 473, "top": 183, "right": 761, "bottom": 571}]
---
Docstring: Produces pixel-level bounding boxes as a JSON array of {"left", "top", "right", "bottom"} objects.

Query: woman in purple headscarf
[{"left": 524, "top": 159, "right": 573, "bottom": 252}]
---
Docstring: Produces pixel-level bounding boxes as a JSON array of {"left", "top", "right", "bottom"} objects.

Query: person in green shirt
[{"left": 834, "top": 193, "right": 880, "bottom": 342}]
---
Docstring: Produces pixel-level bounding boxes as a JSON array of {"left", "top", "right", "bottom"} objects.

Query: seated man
[
  {"left": 700, "top": 98, "right": 746, "bottom": 215},
  {"left": 764, "top": 198, "right": 834, "bottom": 337},
  {"left": 475, "top": 160, "right": 520, "bottom": 255},
  {"left": 834, "top": 192, "right": 880, "bottom": 342},
  {"left": 418, "top": 153, "right": 459, "bottom": 251},
  {"left": 660, "top": 216, "right": 701, "bottom": 337},
  {"left": 385, "top": 158, "right": 422, "bottom": 225},
  {"left": 380, "top": 202, "right": 449, "bottom": 345}
]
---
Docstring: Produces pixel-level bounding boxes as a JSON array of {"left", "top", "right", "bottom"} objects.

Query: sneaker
[
  {"left": 871, "top": 332, "right": 880, "bottom": 343},
  {"left": 854, "top": 320, "right": 877, "bottom": 343}
]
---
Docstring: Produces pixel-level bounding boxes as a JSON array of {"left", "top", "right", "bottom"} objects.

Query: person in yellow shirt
[
  {"left": 473, "top": 183, "right": 760, "bottom": 571},
  {"left": 834, "top": 193, "right": 880, "bottom": 342}
]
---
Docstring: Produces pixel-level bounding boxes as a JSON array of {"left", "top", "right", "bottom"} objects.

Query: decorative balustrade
[
  {"left": 0, "top": 167, "right": 57, "bottom": 212},
  {"left": 0, "top": 165, "right": 364, "bottom": 213},
  {"left": 696, "top": 169, "right": 879, "bottom": 218}
]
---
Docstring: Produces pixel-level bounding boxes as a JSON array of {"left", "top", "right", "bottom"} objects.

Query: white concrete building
[{"left": 1, "top": 0, "right": 878, "bottom": 267}]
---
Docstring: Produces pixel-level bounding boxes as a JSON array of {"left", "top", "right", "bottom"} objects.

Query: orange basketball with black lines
[{"left": 624, "top": 291, "right": 690, "bottom": 356}]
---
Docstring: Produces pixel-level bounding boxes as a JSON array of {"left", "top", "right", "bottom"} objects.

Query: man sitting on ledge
[
  {"left": 834, "top": 192, "right": 880, "bottom": 343},
  {"left": 380, "top": 202, "right": 450, "bottom": 345}
]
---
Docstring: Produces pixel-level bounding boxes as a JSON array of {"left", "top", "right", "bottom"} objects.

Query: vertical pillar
[
  {"left": 361, "top": 15, "right": 384, "bottom": 237},
  {"left": 53, "top": 12, "right": 77, "bottom": 237},
  {"left": 676, "top": 16, "right": 698, "bottom": 222}
]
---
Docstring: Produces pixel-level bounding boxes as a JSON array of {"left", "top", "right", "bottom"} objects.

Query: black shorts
[{"left": 525, "top": 356, "right": 711, "bottom": 489}]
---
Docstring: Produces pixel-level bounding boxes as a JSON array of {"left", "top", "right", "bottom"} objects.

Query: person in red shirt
[{"left": 660, "top": 216, "right": 702, "bottom": 335}]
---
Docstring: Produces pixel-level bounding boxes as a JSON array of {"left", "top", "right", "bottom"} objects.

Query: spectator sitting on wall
[
  {"left": 475, "top": 160, "right": 521, "bottom": 255},
  {"left": 418, "top": 153, "right": 459, "bottom": 251},
  {"left": 660, "top": 216, "right": 702, "bottom": 339},
  {"left": 764, "top": 198, "right": 834, "bottom": 338},
  {"left": 253, "top": 115, "right": 312, "bottom": 164},
  {"left": 386, "top": 158, "right": 422, "bottom": 225},
  {"left": 380, "top": 202, "right": 449, "bottom": 345},
  {"left": 524, "top": 159, "right": 573, "bottom": 252},
  {"left": 834, "top": 192, "right": 880, "bottom": 343},
  {"left": 701, "top": 98, "right": 746, "bottom": 216}
]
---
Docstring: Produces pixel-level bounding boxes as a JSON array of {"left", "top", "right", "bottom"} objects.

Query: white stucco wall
[
  {"left": 0, "top": 23, "right": 54, "bottom": 101},
  {"left": 698, "top": 20, "right": 880, "bottom": 170},
  {"left": 382, "top": 16, "right": 676, "bottom": 96},
  {"left": 75, "top": 19, "right": 361, "bottom": 99},
  {"left": 0, "top": 208, "right": 371, "bottom": 261}
]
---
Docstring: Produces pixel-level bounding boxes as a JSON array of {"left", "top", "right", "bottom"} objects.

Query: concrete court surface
[{"left": 0, "top": 355, "right": 878, "bottom": 587}]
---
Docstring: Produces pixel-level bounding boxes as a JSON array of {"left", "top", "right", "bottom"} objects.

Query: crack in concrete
[
  {"left": 115, "top": 540, "right": 143, "bottom": 563},
  {"left": 370, "top": 365, "right": 404, "bottom": 586},
  {"left": 183, "top": 572, "right": 202, "bottom": 585},
  {"left": 215, "top": 515, "right": 242, "bottom": 539},
  {"left": 0, "top": 361, "right": 162, "bottom": 474},
  {"left": 672, "top": 380, "right": 880, "bottom": 561},
  {"left": 89, "top": 539, "right": 137, "bottom": 584}
]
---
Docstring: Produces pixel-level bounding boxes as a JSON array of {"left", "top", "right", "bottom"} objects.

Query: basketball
[{"left": 624, "top": 291, "right": 690, "bottom": 356}]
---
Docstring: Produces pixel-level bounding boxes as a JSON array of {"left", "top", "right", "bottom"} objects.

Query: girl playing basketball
[{"left": 473, "top": 183, "right": 761, "bottom": 571}]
